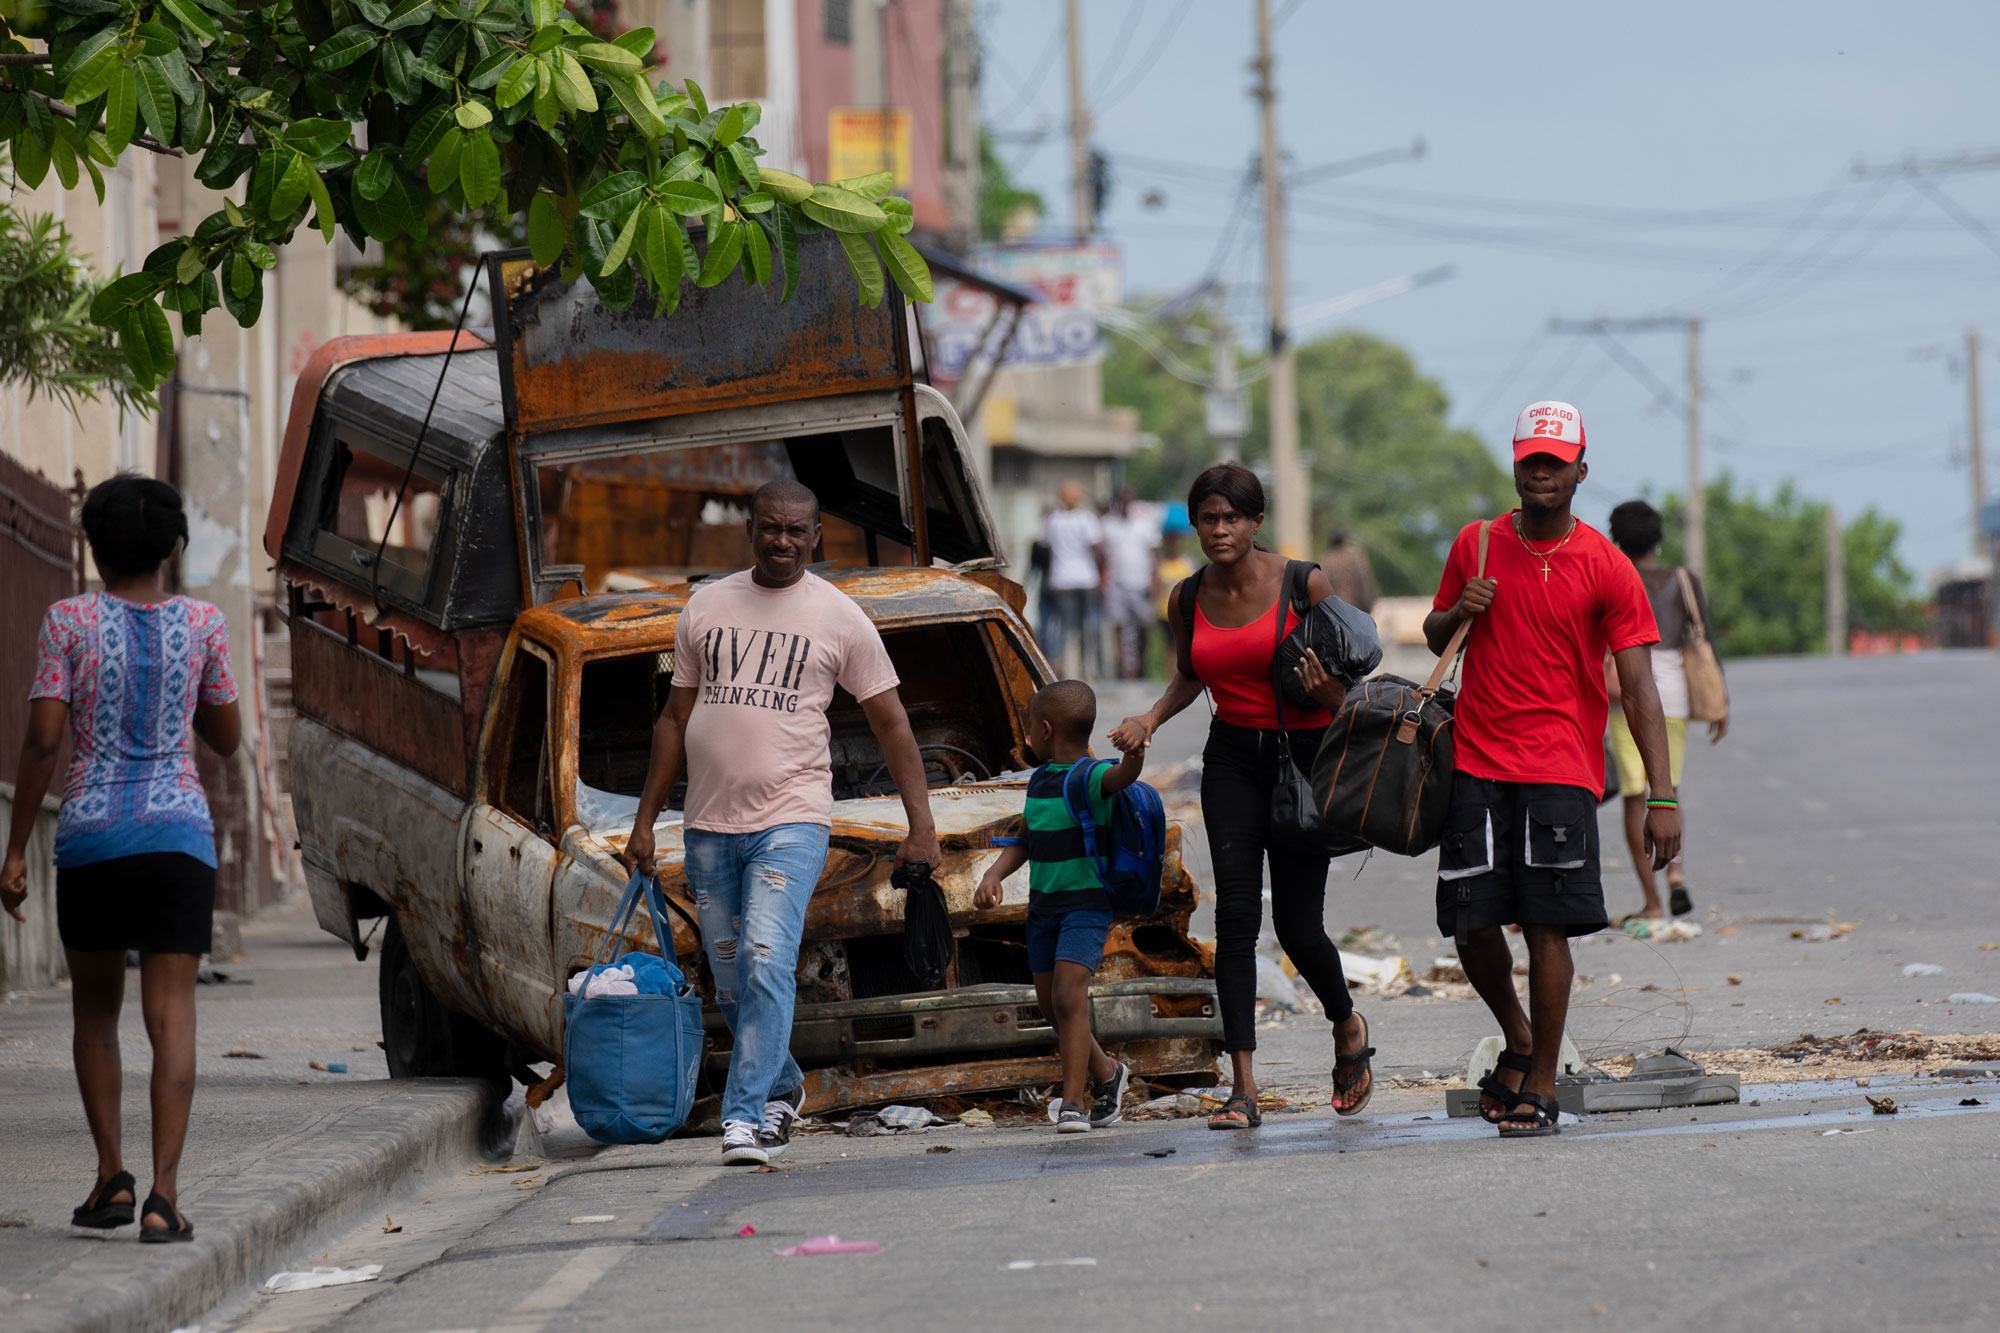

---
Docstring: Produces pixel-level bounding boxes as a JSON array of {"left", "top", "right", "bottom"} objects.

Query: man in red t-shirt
[{"left": 1424, "top": 400, "right": 1683, "bottom": 1138}]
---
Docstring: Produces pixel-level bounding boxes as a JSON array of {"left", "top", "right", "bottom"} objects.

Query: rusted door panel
[{"left": 462, "top": 805, "right": 563, "bottom": 1055}]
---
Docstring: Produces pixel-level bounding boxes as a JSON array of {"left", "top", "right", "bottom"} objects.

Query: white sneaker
[
  {"left": 721, "top": 1119, "right": 769, "bottom": 1166},
  {"left": 759, "top": 1090, "right": 803, "bottom": 1157},
  {"left": 1055, "top": 1104, "right": 1091, "bottom": 1134}
]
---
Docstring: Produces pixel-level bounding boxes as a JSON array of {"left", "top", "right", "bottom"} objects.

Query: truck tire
[{"left": 378, "top": 918, "right": 508, "bottom": 1081}]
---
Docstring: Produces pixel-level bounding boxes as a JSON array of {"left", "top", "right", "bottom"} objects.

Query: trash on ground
[
  {"left": 1865, "top": 1095, "right": 1898, "bottom": 1115},
  {"left": 475, "top": 1162, "right": 540, "bottom": 1175},
  {"left": 0, "top": 1211, "right": 31, "bottom": 1228},
  {"left": 1341, "top": 952, "right": 1412, "bottom": 992},
  {"left": 308, "top": 1060, "right": 349, "bottom": 1073},
  {"left": 1143, "top": 1147, "right": 1177, "bottom": 1158},
  {"left": 1726, "top": 976, "right": 1742, "bottom": 985},
  {"left": 1960, "top": 1098, "right": 1986, "bottom": 1107},
  {"left": 957, "top": 1108, "right": 995, "bottom": 1128},
  {"left": 1623, "top": 918, "right": 1701, "bottom": 942},
  {"left": 877, "top": 1104, "right": 948, "bottom": 1131},
  {"left": 927, "top": 1144, "right": 955, "bottom": 1153},
  {"left": 1947, "top": 992, "right": 2000, "bottom": 1005},
  {"left": 222, "top": 1050, "right": 265, "bottom": 1059},
  {"left": 1820, "top": 1127, "right": 1874, "bottom": 1136},
  {"left": 264, "top": 1265, "right": 384, "bottom": 1294},
  {"left": 1424, "top": 957, "right": 1468, "bottom": 984},
  {"left": 1792, "top": 922, "right": 1857, "bottom": 943},
  {"left": 1006, "top": 1258, "right": 1098, "bottom": 1270},
  {"left": 1336, "top": 925, "right": 1402, "bottom": 954},
  {"left": 1901, "top": 963, "right": 1945, "bottom": 977},
  {"left": 382, "top": 1216, "right": 401, "bottom": 1234},
  {"left": 1256, "top": 952, "right": 1308, "bottom": 1012},
  {"left": 570, "top": 1215, "right": 616, "bottom": 1224},
  {"left": 1824, "top": 997, "right": 1842, "bottom": 1005},
  {"left": 738, "top": 1224, "right": 757, "bottom": 1237},
  {"left": 779, "top": 1235, "right": 881, "bottom": 1256}
]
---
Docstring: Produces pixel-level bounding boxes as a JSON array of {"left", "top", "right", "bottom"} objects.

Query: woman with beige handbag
[{"left": 1606, "top": 501, "right": 1728, "bottom": 920}]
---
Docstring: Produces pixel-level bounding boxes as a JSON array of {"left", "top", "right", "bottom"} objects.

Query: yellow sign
[{"left": 828, "top": 107, "right": 912, "bottom": 187}]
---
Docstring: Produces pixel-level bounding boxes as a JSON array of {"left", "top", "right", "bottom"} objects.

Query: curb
[{"left": 17, "top": 1080, "right": 501, "bottom": 1333}]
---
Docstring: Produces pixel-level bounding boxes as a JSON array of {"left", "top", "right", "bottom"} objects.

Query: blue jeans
[{"left": 684, "top": 823, "right": 831, "bottom": 1127}]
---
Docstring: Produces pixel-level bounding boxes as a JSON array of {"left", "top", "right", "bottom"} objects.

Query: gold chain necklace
[{"left": 1511, "top": 512, "right": 1579, "bottom": 582}]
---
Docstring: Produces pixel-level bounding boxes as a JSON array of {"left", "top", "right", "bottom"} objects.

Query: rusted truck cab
[{"left": 265, "top": 244, "right": 1222, "bottom": 1111}]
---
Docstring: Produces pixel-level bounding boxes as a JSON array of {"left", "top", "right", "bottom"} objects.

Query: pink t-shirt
[{"left": 670, "top": 570, "right": 899, "bottom": 832}]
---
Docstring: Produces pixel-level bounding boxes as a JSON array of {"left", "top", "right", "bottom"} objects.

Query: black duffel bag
[{"left": 1312, "top": 519, "right": 1490, "bottom": 856}]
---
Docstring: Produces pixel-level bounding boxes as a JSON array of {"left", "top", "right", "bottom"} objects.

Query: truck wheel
[{"left": 378, "top": 918, "right": 508, "bottom": 1081}]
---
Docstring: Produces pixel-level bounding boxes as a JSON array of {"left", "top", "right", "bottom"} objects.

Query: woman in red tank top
[{"left": 1110, "top": 464, "right": 1377, "bottom": 1129}]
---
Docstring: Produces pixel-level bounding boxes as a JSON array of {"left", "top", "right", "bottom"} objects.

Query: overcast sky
[{"left": 977, "top": 0, "right": 2000, "bottom": 578}]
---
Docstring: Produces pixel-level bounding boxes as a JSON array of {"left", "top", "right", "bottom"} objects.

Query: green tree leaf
[
  {"left": 876, "top": 225, "right": 933, "bottom": 303},
  {"left": 103, "top": 65, "right": 139, "bottom": 157},
  {"left": 90, "top": 272, "right": 166, "bottom": 323},
  {"left": 738, "top": 191, "right": 773, "bottom": 215},
  {"left": 271, "top": 151, "right": 312, "bottom": 219},
  {"left": 461, "top": 130, "right": 500, "bottom": 208},
  {"left": 574, "top": 41, "right": 642, "bottom": 76},
  {"left": 837, "top": 231, "right": 884, "bottom": 307},
  {"left": 837, "top": 170, "right": 894, "bottom": 201},
  {"left": 160, "top": 0, "right": 219, "bottom": 42},
  {"left": 222, "top": 259, "right": 263, "bottom": 327},
  {"left": 607, "top": 72, "right": 664, "bottom": 136},
  {"left": 775, "top": 203, "right": 801, "bottom": 303},
  {"left": 713, "top": 104, "right": 745, "bottom": 147},
  {"left": 579, "top": 170, "right": 645, "bottom": 219},
  {"left": 551, "top": 50, "right": 598, "bottom": 112},
  {"left": 284, "top": 118, "right": 350, "bottom": 159},
  {"left": 742, "top": 215, "right": 771, "bottom": 286},
  {"left": 496, "top": 56, "right": 537, "bottom": 108},
  {"left": 63, "top": 44, "right": 123, "bottom": 107},
  {"left": 175, "top": 244, "right": 205, "bottom": 284},
  {"left": 727, "top": 141, "right": 760, "bottom": 192},
  {"left": 528, "top": 192, "right": 566, "bottom": 265},
  {"left": 356, "top": 150, "right": 395, "bottom": 202},
  {"left": 760, "top": 166, "right": 812, "bottom": 204},
  {"left": 14, "top": 133, "right": 50, "bottom": 190},
  {"left": 696, "top": 220, "right": 743, "bottom": 287},
  {"left": 454, "top": 100, "right": 493, "bottom": 129},
  {"left": 427, "top": 127, "right": 464, "bottom": 194},
  {"left": 600, "top": 202, "right": 642, "bottom": 276},
  {"left": 229, "top": 250, "right": 254, "bottom": 299},
  {"left": 641, "top": 203, "right": 683, "bottom": 294},
  {"left": 656, "top": 178, "right": 719, "bottom": 216},
  {"left": 380, "top": 0, "right": 435, "bottom": 31},
  {"left": 801, "top": 185, "right": 888, "bottom": 234},
  {"left": 312, "top": 24, "right": 381, "bottom": 70},
  {"left": 613, "top": 27, "right": 656, "bottom": 57},
  {"left": 682, "top": 77, "right": 708, "bottom": 118},
  {"left": 134, "top": 59, "right": 177, "bottom": 146}
]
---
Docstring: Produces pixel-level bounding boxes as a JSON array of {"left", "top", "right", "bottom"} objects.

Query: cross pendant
[{"left": 1538, "top": 559, "right": 1551, "bottom": 582}]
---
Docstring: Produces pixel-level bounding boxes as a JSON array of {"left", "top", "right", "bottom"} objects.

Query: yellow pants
[{"left": 1609, "top": 714, "right": 1686, "bottom": 798}]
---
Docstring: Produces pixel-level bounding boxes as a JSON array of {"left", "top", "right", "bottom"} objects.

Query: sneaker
[
  {"left": 1055, "top": 1104, "right": 1091, "bottom": 1134},
  {"left": 759, "top": 1088, "right": 803, "bottom": 1157},
  {"left": 1088, "top": 1061, "right": 1131, "bottom": 1128},
  {"left": 721, "top": 1120, "right": 769, "bottom": 1166}
]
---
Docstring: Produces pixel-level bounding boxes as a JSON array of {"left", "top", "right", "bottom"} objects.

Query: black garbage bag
[
  {"left": 891, "top": 861, "right": 953, "bottom": 990},
  {"left": 1274, "top": 591, "right": 1384, "bottom": 711}
]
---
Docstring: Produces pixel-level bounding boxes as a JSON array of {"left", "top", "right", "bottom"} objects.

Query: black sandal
[
  {"left": 1332, "top": 1013, "right": 1376, "bottom": 1117},
  {"left": 1207, "top": 1092, "right": 1262, "bottom": 1130},
  {"left": 1496, "top": 1089, "right": 1562, "bottom": 1138},
  {"left": 71, "top": 1171, "right": 136, "bottom": 1229},
  {"left": 138, "top": 1191, "right": 194, "bottom": 1244},
  {"left": 1477, "top": 1050, "right": 1533, "bottom": 1125}
]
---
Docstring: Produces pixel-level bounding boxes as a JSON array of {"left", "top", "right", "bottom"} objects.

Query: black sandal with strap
[
  {"left": 1496, "top": 1089, "right": 1562, "bottom": 1139},
  {"left": 138, "top": 1191, "right": 194, "bottom": 1244},
  {"left": 1207, "top": 1091, "right": 1262, "bottom": 1130},
  {"left": 1477, "top": 1050, "right": 1533, "bottom": 1125},
  {"left": 1332, "top": 1012, "right": 1376, "bottom": 1117},
  {"left": 71, "top": 1171, "right": 136, "bottom": 1229}
]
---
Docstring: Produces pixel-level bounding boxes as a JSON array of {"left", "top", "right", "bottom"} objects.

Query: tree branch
[{"left": 36, "top": 92, "right": 184, "bottom": 158}]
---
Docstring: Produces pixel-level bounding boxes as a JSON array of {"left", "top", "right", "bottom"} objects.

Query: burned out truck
[{"left": 266, "top": 241, "right": 1222, "bottom": 1112}]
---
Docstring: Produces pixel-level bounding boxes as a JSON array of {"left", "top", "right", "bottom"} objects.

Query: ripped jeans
[{"left": 684, "top": 823, "right": 831, "bottom": 1127}]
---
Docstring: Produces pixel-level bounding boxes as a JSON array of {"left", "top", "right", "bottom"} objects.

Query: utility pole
[
  {"left": 1205, "top": 284, "right": 1245, "bottom": 460},
  {"left": 1252, "top": 0, "right": 1305, "bottom": 556},
  {"left": 1065, "top": 0, "right": 1092, "bottom": 239},
  {"left": 1546, "top": 315, "right": 1706, "bottom": 582},
  {"left": 1969, "top": 327, "right": 1987, "bottom": 557},
  {"left": 940, "top": 0, "right": 979, "bottom": 254},
  {"left": 1825, "top": 506, "right": 1846, "bottom": 656}
]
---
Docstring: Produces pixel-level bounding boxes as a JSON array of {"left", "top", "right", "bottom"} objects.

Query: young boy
[{"left": 975, "top": 680, "right": 1143, "bottom": 1133}]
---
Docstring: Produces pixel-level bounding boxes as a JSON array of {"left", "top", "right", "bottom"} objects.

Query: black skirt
[{"left": 55, "top": 852, "right": 216, "bottom": 956}]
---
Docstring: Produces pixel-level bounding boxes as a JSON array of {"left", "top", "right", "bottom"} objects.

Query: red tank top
[{"left": 1191, "top": 597, "right": 1333, "bottom": 731}]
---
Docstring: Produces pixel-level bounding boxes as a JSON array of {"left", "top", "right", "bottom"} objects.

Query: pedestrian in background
[
  {"left": 1152, "top": 504, "right": 1196, "bottom": 673},
  {"left": 1606, "top": 499, "right": 1726, "bottom": 920},
  {"left": 1100, "top": 488, "right": 1159, "bottom": 679},
  {"left": 1112, "top": 463, "right": 1374, "bottom": 1131},
  {"left": 2, "top": 474, "right": 242, "bottom": 1242},
  {"left": 1423, "top": 403, "right": 1680, "bottom": 1138},
  {"left": 1040, "top": 481, "right": 1105, "bottom": 677},
  {"left": 1319, "top": 529, "right": 1377, "bottom": 613}
]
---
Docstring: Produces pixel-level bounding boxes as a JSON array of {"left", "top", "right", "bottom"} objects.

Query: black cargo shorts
[{"left": 1434, "top": 774, "right": 1609, "bottom": 940}]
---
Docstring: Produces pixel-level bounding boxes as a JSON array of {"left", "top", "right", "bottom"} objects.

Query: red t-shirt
[
  {"left": 1431, "top": 513, "right": 1658, "bottom": 792},
  {"left": 1191, "top": 598, "right": 1333, "bottom": 731}
]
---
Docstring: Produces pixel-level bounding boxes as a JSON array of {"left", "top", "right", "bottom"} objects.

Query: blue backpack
[{"left": 1061, "top": 760, "right": 1166, "bottom": 918}]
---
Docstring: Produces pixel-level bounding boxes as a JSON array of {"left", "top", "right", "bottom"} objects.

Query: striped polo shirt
[{"left": 1023, "top": 761, "right": 1114, "bottom": 916}]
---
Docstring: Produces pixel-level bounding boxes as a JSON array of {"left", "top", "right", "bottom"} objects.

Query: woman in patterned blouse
[{"left": 3, "top": 474, "right": 242, "bottom": 1244}]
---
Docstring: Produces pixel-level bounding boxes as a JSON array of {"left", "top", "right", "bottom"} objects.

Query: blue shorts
[{"left": 1025, "top": 907, "right": 1112, "bottom": 974}]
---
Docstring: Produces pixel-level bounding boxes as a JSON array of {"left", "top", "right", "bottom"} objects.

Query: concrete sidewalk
[{"left": 0, "top": 895, "right": 502, "bottom": 1333}]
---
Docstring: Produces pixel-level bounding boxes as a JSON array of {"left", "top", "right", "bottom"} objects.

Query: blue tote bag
[{"left": 562, "top": 872, "right": 705, "bottom": 1145}]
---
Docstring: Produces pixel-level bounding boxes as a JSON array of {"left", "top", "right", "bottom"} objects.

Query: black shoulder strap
[
  {"left": 1288, "top": 560, "right": 1319, "bottom": 614},
  {"left": 1176, "top": 566, "right": 1205, "bottom": 678}
]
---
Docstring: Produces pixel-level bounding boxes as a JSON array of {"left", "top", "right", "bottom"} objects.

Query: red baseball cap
[{"left": 1512, "top": 400, "right": 1586, "bottom": 462}]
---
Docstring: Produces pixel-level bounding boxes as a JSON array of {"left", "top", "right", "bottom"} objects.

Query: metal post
[
  {"left": 1969, "top": 327, "right": 1986, "bottom": 556},
  {"left": 1066, "top": 0, "right": 1092, "bottom": 238},
  {"left": 1207, "top": 284, "right": 1244, "bottom": 461},
  {"left": 1254, "top": 0, "right": 1304, "bottom": 555},
  {"left": 1825, "top": 506, "right": 1846, "bottom": 655},
  {"left": 1686, "top": 318, "right": 1705, "bottom": 584},
  {"left": 942, "top": 0, "right": 980, "bottom": 254}
]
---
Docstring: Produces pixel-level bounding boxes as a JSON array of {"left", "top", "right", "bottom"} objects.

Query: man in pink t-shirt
[{"left": 622, "top": 481, "right": 942, "bottom": 1166}]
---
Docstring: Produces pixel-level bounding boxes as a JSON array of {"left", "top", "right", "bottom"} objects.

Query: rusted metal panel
[
  {"left": 486, "top": 238, "right": 909, "bottom": 436},
  {"left": 291, "top": 618, "right": 471, "bottom": 795},
  {"left": 797, "top": 1037, "right": 1221, "bottom": 1114},
  {"left": 0, "top": 454, "right": 77, "bottom": 766}
]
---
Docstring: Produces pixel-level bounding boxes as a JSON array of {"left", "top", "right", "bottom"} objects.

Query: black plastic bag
[
  {"left": 1275, "top": 593, "right": 1384, "bottom": 711},
  {"left": 891, "top": 861, "right": 953, "bottom": 990}
]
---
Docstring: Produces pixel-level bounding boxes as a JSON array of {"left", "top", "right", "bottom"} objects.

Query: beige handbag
[{"left": 1675, "top": 567, "right": 1728, "bottom": 722}]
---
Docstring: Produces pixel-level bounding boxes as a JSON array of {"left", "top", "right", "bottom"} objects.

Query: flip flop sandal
[
  {"left": 1669, "top": 884, "right": 1694, "bottom": 917},
  {"left": 1496, "top": 1090, "right": 1562, "bottom": 1139},
  {"left": 1332, "top": 1013, "right": 1377, "bottom": 1117},
  {"left": 71, "top": 1171, "right": 136, "bottom": 1229},
  {"left": 1207, "top": 1092, "right": 1262, "bottom": 1130},
  {"left": 1476, "top": 1050, "right": 1533, "bottom": 1124},
  {"left": 138, "top": 1191, "right": 194, "bottom": 1244}
]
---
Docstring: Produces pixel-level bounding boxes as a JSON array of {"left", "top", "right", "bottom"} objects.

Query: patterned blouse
[{"left": 30, "top": 593, "right": 239, "bottom": 869}]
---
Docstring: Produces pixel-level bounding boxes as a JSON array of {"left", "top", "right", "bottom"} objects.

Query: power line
[
  {"left": 1093, "top": 0, "right": 1194, "bottom": 114},
  {"left": 1900, "top": 171, "right": 2000, "bottom": 264},
  {"left": 1088, "top": 0, "right": 1149, "bottom": 96},
  {"left": 983, "top": 27, "right": 1062, "bottom": 127}
]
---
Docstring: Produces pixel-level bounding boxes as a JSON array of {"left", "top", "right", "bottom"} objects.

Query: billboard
[
  {"left": 828, "top": 107, "right": 913, "bottom": 187},
  {"left": 926, "top": 243, "right": 1121, "bottom": 382}
]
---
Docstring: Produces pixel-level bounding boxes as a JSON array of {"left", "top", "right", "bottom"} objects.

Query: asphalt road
[{"left": 201, "top": 651, "right": 2000, "bottom": 1333}]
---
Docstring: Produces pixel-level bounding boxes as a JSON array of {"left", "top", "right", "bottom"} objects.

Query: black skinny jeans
[{"left": 1201, "top": 719, "right": 1354, "bottom": 1051}]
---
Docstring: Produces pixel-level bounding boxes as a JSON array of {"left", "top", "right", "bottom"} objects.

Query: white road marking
[{"left": 515, "top": 1246, "right": 625, "bottom": 1313}]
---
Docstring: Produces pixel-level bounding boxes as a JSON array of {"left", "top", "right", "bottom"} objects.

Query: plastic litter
[
  {"left": 570, "top": 1215, "right": 616, "bottom": 1224},
  {"left": 1005, "top": 1258, "right": 1098, "bottom": 1270},
  {"left": 779, "top": 1235, "right": 881, "bottom": 1256},
  {"left": 739, "top": 1225, "right": 757, "bottom": 1237},
  {"left": 877, "top": 1104, "right": 948, "bottom": 1132},
  {"left": 1948, "top": 992, "right": 2000, "bottom": 1005},
  {"left": 1341, "top": 953, "right": 1412, "bottom": 991},
  {"left": 1622, "top": 918, "right": 1702, "bottom": 942},
  {"left": 957, "top": 1108, "right": 995, "bottom": 1128},
  {"left": 1255, "top": 953, "right": 1306, "bottom": 1012},
  {"left": 263, "top": 1265, "right": 384, "bottom": 1294},
  {"left": 222, "top": 1050, "right": 265, "bottom": 1059},
  {"left": 308, "top": 1060, "right": 348, "bottom": 1073},
  {"left": 1900, "top": 963, "right": 1945, "bottom": 978},
  {"left": 1142, "top": 1147, "right": 1177, "bottom": 1158},
  {"left": 1792, "top": 922, "right": 1856, "bottom": 943}
]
